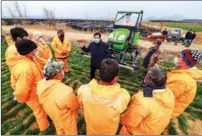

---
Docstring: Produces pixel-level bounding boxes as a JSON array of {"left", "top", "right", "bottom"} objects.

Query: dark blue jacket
[{"left": 82, "top": 40, "right": 110, "bottom": 68}]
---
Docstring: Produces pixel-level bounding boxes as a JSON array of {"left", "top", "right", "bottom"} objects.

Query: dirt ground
[
  {"left": 2, "top": 25, "right": 202, "bottom": 51},
  {"left": 2, "top": 25, "right": 202, "bottom": 65}
]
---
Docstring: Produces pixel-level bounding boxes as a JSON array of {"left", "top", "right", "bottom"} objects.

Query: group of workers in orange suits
[{"left": 4, "top": 27, "right": 202, "bottom": 135}]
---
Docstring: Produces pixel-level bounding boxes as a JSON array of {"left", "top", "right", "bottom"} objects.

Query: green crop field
[
  {"left": 1, "top": 41, "right": 202, "bottom": 135},
  {"left": 143, "top": 21, "right": 202, "bottom": 32},
  {"left": 164, "top": 22, "right": 202, "bottom": 32}
]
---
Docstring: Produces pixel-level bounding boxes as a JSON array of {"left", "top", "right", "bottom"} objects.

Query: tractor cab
[{"left": 108, "top": 10, "right": 143, "bottom": 69}]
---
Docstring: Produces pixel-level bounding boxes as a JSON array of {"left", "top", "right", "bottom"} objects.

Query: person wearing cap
[
  {"left": 166, "top": 49, "right": 202, "bottom": 119},
  {"left": 31, "top": 31, "right": 52, "bottom": 72},
  {"left": 11, "top": 39, "right": 49, "bottom": 131},
  {"left": 5, "top": 27, "right": 29, "bottom": 72},
  {"left": 79, "top": 32, "right": 110, "bottom": 79},
  {"left": 51, "top": 29, "right": 71, "bottom": 73},
  {"left": 77, "top": 59, "right": 130, "bottom": 135},
  {"left": 142, "top": 39, "right": 163, "bottom": 71},
  {"left": 37, "top": 59, "right": 79, "bottom": 135}
]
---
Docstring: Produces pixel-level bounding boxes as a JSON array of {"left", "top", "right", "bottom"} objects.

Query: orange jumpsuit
[
  {"left": 37, "top": 79, "right": 79, "bottom": 135},
  {"left": 5, "top": 44, "right": 43, "bottom": 76},
  {"left": 5, "top": 36, "right": 14, "bottom": 46},
  {"left": 51, "top": 36, "right": 71, "bottom": 72},
  {"left": 5, "top": 44, "right": 25, "bottom": 72},
  {"left": 10, "top": 56, "right": 49, "bottom": 131},
  {"left": 77, "top": 79, "right": 130, "bottom": 135},
  {"left": 166, "top": 68, "right": 202, "bottom": 119},
  {"left": 120, "top": 88, "right": 175, "bottom": 135},
  {"left": 33, "top": 41, "right": 52, "bottom": 72}
]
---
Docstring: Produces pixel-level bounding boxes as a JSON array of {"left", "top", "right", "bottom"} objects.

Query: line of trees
[{"left": 3, "top": 1, "right": 55, "bottom": 26}]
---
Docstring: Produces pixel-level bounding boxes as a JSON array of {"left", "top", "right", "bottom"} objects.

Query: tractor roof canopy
[
  {"left": 114, "top": 10, "right": 143, "bottom": 30},
  {"left": 117, "top": 10, "right": 143, "bottom": 14}
]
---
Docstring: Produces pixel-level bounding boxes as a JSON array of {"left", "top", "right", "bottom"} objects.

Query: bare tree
[
  {"left": 42, "top": 7, "right": 56, "bottom": 26},
  {"left": 6, "top": 4, "right": 18, "bottom": 25},
  {"left": 23, "top": 4, "right": 28, "bottom": 19},
  {"left": 14, "top": 1, "right": 23, "bottom": 18},
  {"left": 5, "top": 1, "right": 28, "bottom": 25}
]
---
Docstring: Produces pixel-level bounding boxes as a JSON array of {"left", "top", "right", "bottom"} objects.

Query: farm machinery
[
  {"left": 147, "top": 28, "right": 185, "bottom": 45},
  {"left": 107, "top": 10, "right": 144, "bottom": 69},
  {"left": 167, "top": 28, "right": 185, "bottom": 45}
]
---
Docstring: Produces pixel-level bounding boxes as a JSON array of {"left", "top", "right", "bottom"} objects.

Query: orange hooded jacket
[
  {"left": 5, "top": 44, "right": 25, "bottom": 72},
  {"left": 33, "top": 41, "right": 52, "bottom": 71},
  {"left": 5, "top": 44, "right": 43, "bottom": 76},
  {"left": 10, "top": 56, "right": 49, "bottom": 131},
  {"left": 37, "top": 79, "right": 79, "bottom": 135},
  {"left": 5, "top": 36, "right": 14, "bottom": 46},
  {"left": 51, "top": 36, "right": 71, "bottom": 59},
  {"left": 77, "top": 79, "right": 130, "bottom": 135},
  {"left": 166, "top": 68, "right": 202, "bottom": 119},
  {"left": 120, "top": 88, "right": 174, "bottom": 135}
]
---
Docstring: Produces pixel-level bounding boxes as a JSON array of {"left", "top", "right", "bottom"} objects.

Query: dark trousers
[{"left": 90, "top": 65, "right": 99, "bottom": 79}]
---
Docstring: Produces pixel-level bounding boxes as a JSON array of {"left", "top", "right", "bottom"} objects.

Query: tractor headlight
[
  {"left": 118, "top": 35, "right": 126, "bottom": 41},
  {"left": 108, "top": 33, "right": 114, "bottom": 41}
]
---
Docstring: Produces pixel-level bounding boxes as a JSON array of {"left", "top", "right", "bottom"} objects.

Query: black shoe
[{"left": 119, "top": 60, "right": 127, "bottom": 65}]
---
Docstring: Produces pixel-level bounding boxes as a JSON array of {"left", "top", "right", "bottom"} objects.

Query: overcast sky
[{"left": 2, "top": 1, "right": 202, "bottom": 20}]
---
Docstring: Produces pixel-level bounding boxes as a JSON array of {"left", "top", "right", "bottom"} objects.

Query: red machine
[{"left": 147, "top": 32, "right": 166, "bottom": 41}]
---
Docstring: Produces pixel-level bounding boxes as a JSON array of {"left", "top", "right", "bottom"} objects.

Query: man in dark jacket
[
  {"left": 79, "top": 32, "right": 110, "bottom": 79},
  {"left": 183, "top": 30, "right": 193, "bottom": 47},
  {"left": 142, "top": 39, "right": 163, "bottom": 75},
  {"left": 185, "top": 30, "right": 193, "bottom": 40},
  {"left": 162, "top": 28, "right": 168, "bottom": 36},
  {"left": 162, "top": 28, "right": 168, "bottom": 42}
]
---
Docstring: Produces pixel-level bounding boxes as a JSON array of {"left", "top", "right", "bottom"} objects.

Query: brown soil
[
  {"left": 3, "top": 25, "right": 202, "bottom": 67},
  {"left": 27, "top": 122, "right": 38, "bottom": 130},
  {"left": 195, "top": 32, "right": 202, "bottom": 43},
  {"left": 172, "top": 118, "right": 185, "bottom": 135},
  {"left": 2, "top": 25, "right": 202, "bottom": 52},
  {"left": 17, "top": 109, "right": 25, "bottom": 116},
  {"left": 187, "top": 119, "right": 202, "bottom": 135}
]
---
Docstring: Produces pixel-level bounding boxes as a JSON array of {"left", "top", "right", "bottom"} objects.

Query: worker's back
[
  {"left": 37, "top": 79, "right": 79, "bottom": 134},
  {"left": 11, "top": 56, "right": 43, "bottom": 103},
  {"left": 120, "top": 88, "right": 175, "bottom": 135},
  {"left": 167, "top": 69, "right": 197, "bottom": 118},
  {"left": 5, "top": 44, "right": 25, "bottom": 72},
  {"left": 77, "top": 79, "right": 130, "bottom": 135}
]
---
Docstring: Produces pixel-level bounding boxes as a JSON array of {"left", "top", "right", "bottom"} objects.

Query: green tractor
[{"left": 108, "top": 10, "right": 143, "bottom": 69}]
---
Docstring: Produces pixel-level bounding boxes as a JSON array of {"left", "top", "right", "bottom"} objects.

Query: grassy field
[
  {"left": 164, "top": 22, "right": 202, "bottom": 32},
  {"left": 1, "top": 41, "right": 202, "bottom": 135},
  {"left": 143, "top": 21, "right": 202, "bottom": 32}
]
